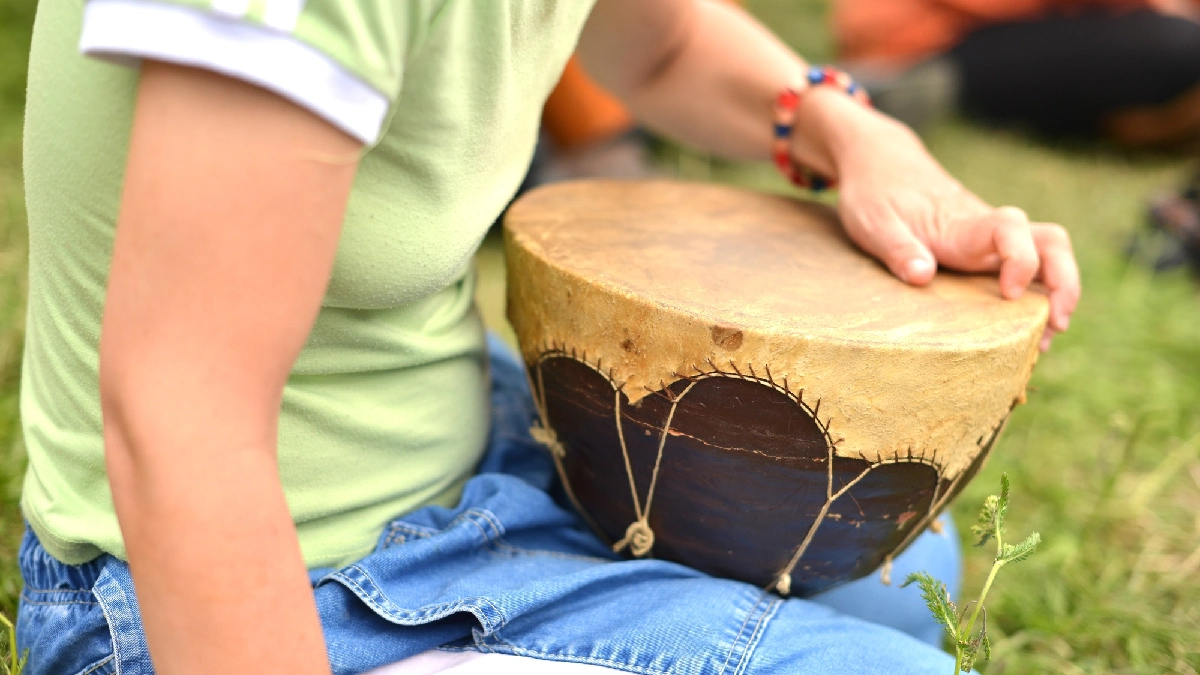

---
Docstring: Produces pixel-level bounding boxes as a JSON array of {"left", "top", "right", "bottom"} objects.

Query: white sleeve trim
[{"left": 80, "top": 0, "right": 389, "bottom": 144}]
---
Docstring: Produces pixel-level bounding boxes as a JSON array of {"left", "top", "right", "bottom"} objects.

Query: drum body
[{"left": 504, "top": 180, "right": 1047, "bottom": 597}]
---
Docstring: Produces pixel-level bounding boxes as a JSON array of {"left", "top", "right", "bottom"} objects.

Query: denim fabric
[{"left": 18, "top": 335, "right": 960, "bottom": 675}]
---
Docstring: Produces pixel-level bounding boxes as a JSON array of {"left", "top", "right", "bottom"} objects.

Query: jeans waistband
[{"left": 18, "top": 526, "right": 108, "bottom": 593}]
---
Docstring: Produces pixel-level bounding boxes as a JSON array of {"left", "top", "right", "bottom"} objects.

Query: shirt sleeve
[{"left": 79, "top": 0, "right": 419, "bottom": 144}]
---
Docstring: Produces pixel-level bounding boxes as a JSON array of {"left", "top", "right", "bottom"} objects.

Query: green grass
[
  {"left": 2, "top": 0, "right": 1199, "bottom": 672},
  {"left": 0, "top": 0, "right": 34, "bottom": 639}
]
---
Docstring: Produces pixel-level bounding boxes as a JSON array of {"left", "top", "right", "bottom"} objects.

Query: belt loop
[{"left": 93, "top": 564, "right": 154, "bottom": 675}]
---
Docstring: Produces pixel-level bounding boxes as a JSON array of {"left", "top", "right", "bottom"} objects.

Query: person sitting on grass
[{"left": 15, "top": 0, "right": 1080, "bottom": 673}]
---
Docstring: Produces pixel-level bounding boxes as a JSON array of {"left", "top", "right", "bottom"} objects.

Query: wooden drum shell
[{"left": 504, "top": 180, "right": 1047, "bottom": 596}]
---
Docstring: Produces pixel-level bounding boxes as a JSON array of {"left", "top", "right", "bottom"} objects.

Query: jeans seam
[
  {"left": 385, "top": 522, "right": 435, "bottom": 544},
  {"left": 458, "top": 510, "right": 510, "bottom": 556},
  {"left": 717, "top": 591, "right": 777, "bottom": 675},
  {"left": 383, "top": 508, "right": 510, "bottom": 553},
  {"left": 332, "top": 570, "right": 407, "bottom": 623},
  {"left": 382, "top": 526, "right": 410, "bottom": 548},
  {"left": 383, "top": 511, "right": 486, "bottom": 550},
  {"left": 332, "top": 567, "right": 511, "bottom": 631},
  {"left": 21, "top": 587, "right": 95, "bottom": 594},
  {"left": 79, "top": 654, "right": 115, "bottom": 675},
  {"left": 469, "top": 509, "right": 505, "bottom": 541},
  {"left": 731, "top": 596, "right": 781, "bottom": 675},
  {"left": 461, "top": 515, "right": 498, "bottom": 554},
  {"left": 18, "top": 598, "right": 100, "bottom": 606}
]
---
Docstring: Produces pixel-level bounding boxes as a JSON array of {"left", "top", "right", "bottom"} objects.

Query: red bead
[{"left": 772, "top": 68, "right": 862, "bottom": 192}]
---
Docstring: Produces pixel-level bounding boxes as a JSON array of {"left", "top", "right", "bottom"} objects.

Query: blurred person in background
[{"left": 835, "top": 0, "right": 1200, "bottom": 271}]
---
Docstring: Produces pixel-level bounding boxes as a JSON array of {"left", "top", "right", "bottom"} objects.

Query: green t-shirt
[{"left": 21, "top": 0, "right": 595, "bottom": 566}]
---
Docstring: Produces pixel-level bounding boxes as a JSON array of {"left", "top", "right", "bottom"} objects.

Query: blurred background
[{"left": 2, "top": 0, "right": 1199, "bottom": 672}]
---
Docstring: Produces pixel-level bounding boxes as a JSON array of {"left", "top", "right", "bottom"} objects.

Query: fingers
[
  {"left": 982, "top": 216, "right": 1079, "bottom": 350},
  {"left": 969, "top": 212, "right": 1078, "bottom": 349},
  {"left": 841, "top": 196, "right": 1080, "bottom": 350},
  {"left": 1031, "top": 223, "right": 1080, "bottom": 333},
  {"left": 841, "top": 205, "right": 937, "bottom": 286},
  {"left": 1040, "top": 326, "right": 1054, "bottom": 353},
  {"left": 987, "top": 206, "right": 1040, "bottom": 300}
]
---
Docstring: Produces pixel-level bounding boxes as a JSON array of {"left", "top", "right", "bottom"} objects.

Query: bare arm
[
  {"left": 101, "top": 62, "right": 359, "bottom": 674},
  {"left": 578, "top": 0, "right": 1079, "bottom": 349}
]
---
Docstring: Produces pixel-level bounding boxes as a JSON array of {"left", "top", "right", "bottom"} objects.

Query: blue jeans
[{"left": 18, "top": 336, "right": 960, "bottom": 675}]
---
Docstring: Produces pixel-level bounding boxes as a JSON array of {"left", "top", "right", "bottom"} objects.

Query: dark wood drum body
[{"left": 504, "top": 180, "right": 1047, "bottom": 596}]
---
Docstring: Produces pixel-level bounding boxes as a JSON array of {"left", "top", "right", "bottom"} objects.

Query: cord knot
[
  {"left": 613, "top": 519, "right": 655, "bottom": 558},
  {"left": 775, "top": 573, "right": 792, "bottom": 596},
  {"left": 879, "top": 557, "right": 894, "bottom": 586},
  {"left": 529, "top": 423, "right": 566, "bottom": 458}
]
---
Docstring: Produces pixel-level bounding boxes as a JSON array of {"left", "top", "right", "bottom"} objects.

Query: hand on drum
[{"left": 798, "top": 89, "right": 1081, "bottom": 351}]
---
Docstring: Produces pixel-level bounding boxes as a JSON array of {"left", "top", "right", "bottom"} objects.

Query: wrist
[
  {"left": 792, "top": 87, "right": 875, "bottom": 171},
  {"left": 777, "top": 69, "right": 888, "bottom": 187}
]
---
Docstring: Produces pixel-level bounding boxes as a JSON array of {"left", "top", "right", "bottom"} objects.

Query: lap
[
  {"left": 17, "top": 336, "right": 959, "bottom": 675},
  {"left": 313, "top": 473, "right": 956, "bottom": 675}
]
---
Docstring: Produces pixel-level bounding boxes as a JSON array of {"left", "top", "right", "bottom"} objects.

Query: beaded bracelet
[{"left": 772, "top": 65, "right": 870, "bottom": 192}]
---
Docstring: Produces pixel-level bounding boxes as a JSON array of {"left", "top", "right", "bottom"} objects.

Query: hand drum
[{"left": 503, "top": 180, "right": 1047, "bottom": 596}]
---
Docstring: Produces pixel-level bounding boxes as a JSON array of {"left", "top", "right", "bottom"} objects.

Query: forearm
[
  {"left": 582, "top": 0, "right": 909, "bottom": 178},
  {"left": 105, "top": 417, "right": 329, "bottom": 675}
]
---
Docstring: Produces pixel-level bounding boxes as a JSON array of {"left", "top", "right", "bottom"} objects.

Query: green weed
[
  {"left": 906, "top": 474, "right": 1042, "bottom": 673},
  {"left": 0, "top": 611, "right": 24, "bottom": 675}
]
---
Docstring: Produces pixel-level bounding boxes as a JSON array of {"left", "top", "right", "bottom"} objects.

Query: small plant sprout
[
  {"left": 0, "top": 612, "right": 25, "bottom": 675},
  {"left": 903, "top": 473, "right": 1041, "bottom": 674}
]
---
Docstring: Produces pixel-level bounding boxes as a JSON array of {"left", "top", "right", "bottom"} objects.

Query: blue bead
[
  {"left": 847, "top": 82, "right": 859, "bottom": 95},
  {"left": 774, "top": 123, "right": 791, "bottom": 139},
  {"left": 810, "top": 176, "right": 828, "bottom": 192},
  {"left": 807, "top": 66, "right": 824, "bottom": 86}
]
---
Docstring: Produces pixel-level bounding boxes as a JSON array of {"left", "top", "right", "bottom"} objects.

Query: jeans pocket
[{"left": 17, "top": 587, "right": 116, "bottom": 675}]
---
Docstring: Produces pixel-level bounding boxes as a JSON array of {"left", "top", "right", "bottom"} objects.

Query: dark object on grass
[{"left": 1130, "top": 187, "right": 1200, "bottom": 275}]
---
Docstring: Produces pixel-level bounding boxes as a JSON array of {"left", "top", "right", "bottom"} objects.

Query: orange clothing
[
  {"left": 835, "top": 0, "right": 1157, "bottom": 66},
  {"left": 542, "top": 56, "right": 635, "bottom": 150}
]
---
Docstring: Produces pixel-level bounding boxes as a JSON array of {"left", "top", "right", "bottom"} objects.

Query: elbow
[{"left": 99, "top": 357, "right": 152, "bottom": 489}]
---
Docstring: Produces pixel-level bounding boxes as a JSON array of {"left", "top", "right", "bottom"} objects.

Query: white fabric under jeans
[{"left": 367, "top": 650, "right": 621, "bottom": 674}]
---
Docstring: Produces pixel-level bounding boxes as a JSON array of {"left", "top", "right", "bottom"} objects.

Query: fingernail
[
  {"left": 1056, "top": 315, "right": 1070, "bottom": 331},
  {"left": 902, "top": 258, "right": 933, "bottom": 283},
  {"left": 1003, "top": 282, "right": 1025, "bottom": 300},
  {"left": 1040, "top": 334, "right": 1052, "bottom": 352}
]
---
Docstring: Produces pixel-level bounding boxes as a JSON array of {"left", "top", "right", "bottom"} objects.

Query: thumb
[{"left": 841, "top": 206, "right": 936, "bottom": 285}]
